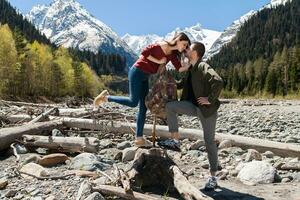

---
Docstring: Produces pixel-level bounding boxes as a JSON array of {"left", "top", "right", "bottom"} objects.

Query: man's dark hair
[{"left": 191, "top": 42, "right": 205, "bottom": 59}]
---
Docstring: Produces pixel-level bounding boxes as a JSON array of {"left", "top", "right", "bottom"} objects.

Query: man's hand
[{"left": 197, "top": 97, "right": 211, "bottom": 105}]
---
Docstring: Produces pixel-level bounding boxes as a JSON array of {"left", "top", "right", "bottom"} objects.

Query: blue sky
[{"left": 9, "top": 0, "right": 270, "bottom": 36}]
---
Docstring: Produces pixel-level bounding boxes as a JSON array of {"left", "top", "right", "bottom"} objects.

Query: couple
[{"left": 93, "top": 32, "right": 223, "bottom": 190}]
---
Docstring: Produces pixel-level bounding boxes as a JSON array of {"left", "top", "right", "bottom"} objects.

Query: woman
[{"left": 94, "top": 32, "right": 191, "bottom": 147}]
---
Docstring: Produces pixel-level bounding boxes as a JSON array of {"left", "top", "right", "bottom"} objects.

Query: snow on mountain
[
  {"left": 122, "top": 34, "right": 163, "bottom": 56},
  {"left": 267, "top": 0, "right": 291, "bottom": 8},
  {"left": 122, "top": 23, "right": 222, "bottom": 56},
  {"left": 26, "top": 0, "right": 137, "bottom": 67},
  {"left": 206, "top": 10, "right": 256, "bottom": 59},
  {"left": 206, "top": 0, "right": 292, "bottom": 59}
]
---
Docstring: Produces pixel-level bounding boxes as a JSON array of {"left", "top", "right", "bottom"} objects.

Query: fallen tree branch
[
  {"left": 170, "top": 165, "right": 211, "bottom": 200},
  {"left": 113, "top": 164, "right": 132, "bottom": 193},
  {"left": 0, "top": 120, "right": 63, "bottom": 151},
  {"left": 28, "top": 107, "right": 59, "bottom": 124},
  {"left": 17, "top": 169, "right": 75, "bottom": 180},
  {"left": 0, "top": 100, "right": 62, "bottom": 108},
  {"left": 22, "top": 135, "right": 99, "bottom": 153},
  {"left": 96, "top": 169, "right": 115, "bottom": 183},
  {"left": 10, "top": 143, "right": 20, "bottom": 162},
  {"left": 92, "top": 185, "right": 161, "bottom": 200}
]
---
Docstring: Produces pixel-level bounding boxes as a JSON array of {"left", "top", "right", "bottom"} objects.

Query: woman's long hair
[{"left": 165, "top": 32, "right": 191, "bottom": 59}]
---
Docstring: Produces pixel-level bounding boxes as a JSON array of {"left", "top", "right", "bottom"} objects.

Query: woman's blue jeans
[{"left": 107, "top": 66, "right": 149, "bottom": 137}]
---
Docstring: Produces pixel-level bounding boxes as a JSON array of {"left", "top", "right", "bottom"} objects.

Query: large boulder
[
  {"left": 238, "top": 161, "right": 276, "bottom": 185},
  {"left": 122, "top": 147, "right": 138, "bottom": 162},
  {"left": 70, "top": 153, "right": 109, "bottom": 171}
]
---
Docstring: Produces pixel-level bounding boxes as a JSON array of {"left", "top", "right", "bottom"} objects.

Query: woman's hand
[
  {"left": 146, "top": 55, "right": 167, "bottom": 65},
  {"left": 179, "top": 58, "right": 190, "bottom": 72},
  {"left": 159, "top": 57, "right": 167, "bottom": 64}
]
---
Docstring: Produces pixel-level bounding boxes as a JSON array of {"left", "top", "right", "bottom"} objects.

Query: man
[{"left": 159, "top": 42, "right": 223, "bottom": 190}]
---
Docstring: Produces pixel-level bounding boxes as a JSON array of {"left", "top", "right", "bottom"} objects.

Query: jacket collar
[{"left": 190, "top": 58, "right": 202, "bottom": 71}]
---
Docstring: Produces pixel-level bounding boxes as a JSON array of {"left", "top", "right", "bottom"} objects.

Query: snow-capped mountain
[
  {"left": 123, "top": 0, "right": 291, "bottom": 60},
  {"left": 165, "top": 23, "right": 222, "bottom": 51},
  {"left": 122, "top": 34, "right": 163, "bottom": 56},
  {"left": 122, "top": 23, "right": 222, "bottom": 56},
  {"left": 206, "top": 0, "right": 292, "bottom": 59},
  {"left": 206, "top": 10, "right": 256, "bottom": 59},
  {"left": 267, "top": 0, "right": 291, "bottom": 8},
  {"left": 26, "top": 0, "right": 137, "bottom": 67}
]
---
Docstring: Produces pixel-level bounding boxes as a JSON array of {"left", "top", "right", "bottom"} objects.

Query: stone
[
  {"left": 14, "top": 144, "right": 28, "bottom": 154},
  {"left": 13, "top": 194, "right": 24, "bottom": 200},
  {"left": 218, "top": 139, "right": 234, "bottom": 149},
  {"left": 201, "top": 162, "right": 209, "bottom": 169},
  {"left": 285, "top": 136, "right": 297, "bottom": 143},
  {"left": 122, "top": 147, "right": 138, "bottom": 162},
  {"left": 20, "top": 163, "right": 49, "bottom": 179},
  {"left": 186, "top": 150, "right": 201, "bottom": 158},
  {"left": 38, "top": 153, "right": 69, "bottom": 167},
  {"left": 84, "top": 192, "right": 105, "bottom": 200},
  {"left": 22, "top": 154, "right": 41, "bottom": 165},
  {"left": 292, "top": 172, "right": 300, "bottom": 182},
  {"left": 188, "top": 140, "right": 205, "bottom": 150},
  {"left": 4, "top": 189, "right": 17, "bottom": 198},
  {"left": 280, "top": 162, "right": 300, "bottom": 170},
  {"left": 45, "top": 196, "right": 57, "bottom": 200},
  {"left": 281, "top": 177, "right": 291, "bottom": 183},
  {"left": 93, "top": 177, "right": 111, "bottom": 185},
  {"left": 224, "top": 147, "right": 245, "bottom": 156},
  {"left": 0, "top": 178, "right": 8, "bottom": 190},
  {"left": 31, "top": 196, "right": 43, "bottom": 200},
  {"left": 237, "top": 161, "right": 277, "bottom": 185},
  {"left": 217, "top": 169, "right": 229, "bottom": 180},
  {"left": 262, "top": 151, "right": 274, "bottom": 158},
  {"left": 114, "top": 151, "right": 123, "bottom": 161},
  {"left": 230, "top": 170, "right": 239, "bottom": 177},
  {"left": 235, "top": 162, "right": 246, "bottom": 172},
  {"left": 52, "top": 129, "right": 63, "bottom": 136},
  {"left": 244, "top": 149, "right": 262, "bottom": 162},
  {"left": 99, "top": 139, "right": 113, "bottom": 149},
  {"left": 70, "top": 153, "right": 109, "bottom": 171},
  {"left": 76, "top": 180, "right": 92, "bottom": 200},
  {"left": 117, "top": 141, "right": 131, "bottom": 150},
  {"left": 273, "top": 160, "right": 285, "bottom": 169}
]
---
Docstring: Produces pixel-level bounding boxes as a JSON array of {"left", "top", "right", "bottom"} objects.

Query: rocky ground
[{"left": 0, "top": 99, "right": 300, "bottom": 200}]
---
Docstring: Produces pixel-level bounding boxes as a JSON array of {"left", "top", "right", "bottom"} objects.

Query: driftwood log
[
  {"left": 28, "top": 107, "right": 59, "bottom": 124},
  {"left": 3, "top": 116, "right": 300, "bottom": 158},
  {"left": 0, "top": 120, "right": 63, "bottom": 151},
  {"left": 61, "top": 118, "right": 300, "bottom": 158},
  {"left": 22, "top": 135, "right": 99, "bottom": 153}
]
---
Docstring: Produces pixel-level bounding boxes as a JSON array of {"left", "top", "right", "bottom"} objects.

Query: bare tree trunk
[
  {"left": 61, "top": 118, "right": 300, "bottom": 158},
  {"left": 126, "top": 148, "right": 212, "bottom": 200}
]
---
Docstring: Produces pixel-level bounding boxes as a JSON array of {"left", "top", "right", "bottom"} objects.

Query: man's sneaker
[
  {"left": 158, "top": 139, "right": 181, "bottom": 151},
  {"left": 204, "top": 176, "right": 218, "bottom": 191}
]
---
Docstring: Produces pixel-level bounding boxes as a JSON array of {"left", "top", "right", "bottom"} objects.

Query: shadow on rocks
[{"left": 200, "top": 186, "right": 265, "bottom": 200}]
